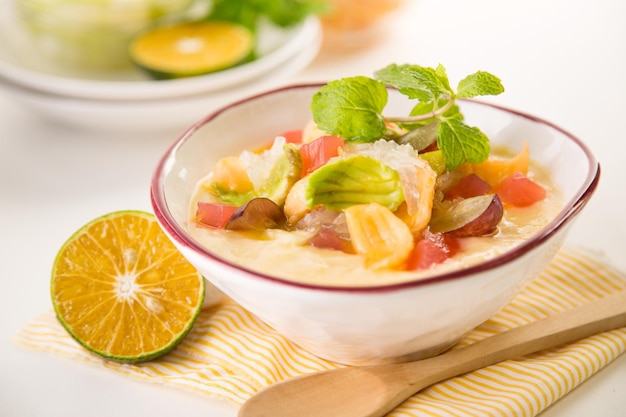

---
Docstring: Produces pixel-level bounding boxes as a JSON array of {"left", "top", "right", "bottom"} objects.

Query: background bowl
[
  {"left": 0, "top": 9, "right": 321, "bottom": 100},
  {"left": 151, "top": 84, "right": 599, "bottom": 365},
  {"left": 14, "top": 0, "right": 195, "bottom": 70},
  {"left": 0, "top": 0, "right": 322, "bottom": 132},
  {"left": 0, "top": 41, "right": 321, "bottom": 134}
]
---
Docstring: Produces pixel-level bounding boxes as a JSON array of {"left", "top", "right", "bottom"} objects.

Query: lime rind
[{"left": 50, "top": 210, "right": 205, "bottom": 363}]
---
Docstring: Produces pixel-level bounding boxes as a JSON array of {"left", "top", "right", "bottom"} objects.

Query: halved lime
[
  {"left": 50, "top": 211, "right": 204, "bottom": 363},
  {"left": 129, "top": 21, "right": 255, "bottom": 79}
]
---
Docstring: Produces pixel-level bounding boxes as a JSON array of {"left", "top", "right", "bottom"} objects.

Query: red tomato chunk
[
  {"left": 495, "top": 171, "right": 546, "bottom": 207},
  {"left": 407, "top": 231, "right": 461, "bottom": 270},
  {"left": 196, "top": 202, "right": 239, "bottom": 229},
  {"left": 300, "top": 135, "right": 345, "bottom": 176},
  {"left": 309, "top": 228, "right": 353, "bottom": 253},
  {"left": 448, "top": 173, "right": 490, "bottom": 199},
  {"left": 280, "top": 129, "right": 304, "bottom": 144},
  {"left": 257, "top": 130, "right": 303, "bottom": 151}
]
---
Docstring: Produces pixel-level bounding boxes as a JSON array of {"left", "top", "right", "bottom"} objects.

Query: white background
[{"left": 1, "top": 1, "right": 625, "bottom": 416}]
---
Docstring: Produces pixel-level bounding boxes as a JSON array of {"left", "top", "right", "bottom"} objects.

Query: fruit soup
[
  {"left": 186, "top": 131, "right": 562, "bottom": 287},
  {"left": 185, "top": 65, "right": 563, "bottom": 287}
]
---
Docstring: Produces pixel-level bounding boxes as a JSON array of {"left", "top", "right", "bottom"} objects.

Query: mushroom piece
[{"left": 226, "top": 198, "right": 287, "bottom": 232}]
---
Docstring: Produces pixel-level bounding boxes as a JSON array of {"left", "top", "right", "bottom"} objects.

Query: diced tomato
[
  {"left": 256, "top": 130, "right": 304, "bottom": 152},
  {"left": 407, "top": 231, "right": 461, "bottom": 270},
  {"left": 299, "top": 135, "right": 345, "bottom": 176},
  {"left": 280, "top": 129, "right": 304, "bottom": 144},
  {"left": 495, "top": 171, "right": 546, "bottom": 207},
  {"left": 447, "top": 173, "right": 490, "bottom": 199},
  {"left": 309, "top": 228, "right": 352, "bottom": 253},
  {"left": 195, "top": 202, "right": 239, "bottom": 229}
]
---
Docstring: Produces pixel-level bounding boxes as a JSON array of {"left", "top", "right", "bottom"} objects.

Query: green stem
[{"left": 384, "top": 97, "right": 455, "bottom": 124}]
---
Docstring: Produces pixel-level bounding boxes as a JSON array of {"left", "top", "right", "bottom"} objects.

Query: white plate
[
  {"left": 0, "top": 30, "right": 322, "bottom": 134},
  {"left": 0, "top": 0, "right": 321, "bottom": 101}
]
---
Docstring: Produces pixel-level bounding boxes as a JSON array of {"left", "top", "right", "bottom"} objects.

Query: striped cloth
[{"left": 14, "top": 247, "right": 626, "bottom": 417}]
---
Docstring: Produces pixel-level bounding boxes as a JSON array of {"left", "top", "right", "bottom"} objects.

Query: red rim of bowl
[{"left": 151, "top": 83, "right": 601, "bottom": 294}]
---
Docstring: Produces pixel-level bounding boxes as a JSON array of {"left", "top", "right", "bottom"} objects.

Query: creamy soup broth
[{"left": 187, "top": 157, "right": 562, "bottom": 287}]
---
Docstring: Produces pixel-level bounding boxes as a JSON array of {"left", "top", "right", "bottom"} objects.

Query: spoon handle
[
  {"left": 238, "top": 290, "right": 626, "bottom": 417},
  {"left": 402, "top": 289, "right": 626, "bottom": 388}
]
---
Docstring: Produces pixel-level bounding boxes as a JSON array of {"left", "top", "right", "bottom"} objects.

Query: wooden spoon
[{"left": 239, "top": 290, "right": 626, "bottom": 417}]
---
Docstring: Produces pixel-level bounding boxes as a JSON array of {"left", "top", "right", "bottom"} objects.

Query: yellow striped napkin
[{"left": 14, "top": 247, "right": 626, "bottom": 417}]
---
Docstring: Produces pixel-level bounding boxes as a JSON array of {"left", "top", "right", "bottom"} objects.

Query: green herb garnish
[
  {"left": 311, "top": 63, "right": 504, "bottom": 171},
  {"left": 207, "top": 0, "right": 328, "bottom": 32}
]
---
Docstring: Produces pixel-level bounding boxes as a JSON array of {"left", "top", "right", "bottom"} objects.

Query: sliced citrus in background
[
  {"left": 50, "top": 211, "right": 204, "bottom": 363},
  {"left": 129, "top": 21, "right": 255, "bottom": 79}
]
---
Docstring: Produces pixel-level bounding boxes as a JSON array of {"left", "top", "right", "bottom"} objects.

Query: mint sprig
[{"left": 310, "top": 63, "right": 504, "bottom": 171}]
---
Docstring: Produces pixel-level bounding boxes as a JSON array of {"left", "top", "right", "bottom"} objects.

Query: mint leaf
[
  {"left": 374, "top": 64, "right": 433, "bottom": 102},
  {"left": 374, "top": 63, "right": 452, "bottom": 102},
  {"left": 207, "top": 0, "right": 327, "bottom": 32},
  {"left": 437, "top": 118, "right": 490, "bottom": 171},
  {"left": 311, "top": 76, "right": 388, "bottom": 142},
  {"left": 402, "top": 98, "right": 462, "bottom": 129},
  {"left": 434, "top": 64, "right": 452, "bottom": 93},
  {"left": 253, "top": 0, "right": 329, "bottom": 27},
  {"left": 457, "top": 71, "right": 505, "bottom": 98},
  {"left": 206, "top": 0, "right": 260, "bottom": 30}
]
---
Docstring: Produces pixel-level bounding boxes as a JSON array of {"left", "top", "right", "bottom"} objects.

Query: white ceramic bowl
[{"left": 151, "top": 84, "right": 599, "bottom": 365}]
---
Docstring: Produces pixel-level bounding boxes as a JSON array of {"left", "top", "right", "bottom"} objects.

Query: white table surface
[{"left": 2, "top": 1, "right": 625, "bottom": 416}]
